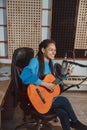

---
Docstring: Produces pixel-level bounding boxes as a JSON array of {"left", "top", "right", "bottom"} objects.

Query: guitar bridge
[{"left": 36, "top": 88, "right": 46, "bottom": 104}]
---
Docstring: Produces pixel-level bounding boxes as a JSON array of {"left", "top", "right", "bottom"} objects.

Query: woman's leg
[
  {"left": 54, "top": 108, "right": 71, "bottom": 130},
  {"left": 52, "top": 96, "right": 87, "bottom": 130},
  {"left": 52, "top": 96, "right": 78, "bottom": 122}
]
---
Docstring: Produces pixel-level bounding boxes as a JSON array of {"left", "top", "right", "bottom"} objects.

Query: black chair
[{"left": 11, "top": 47, "right": 58, "bottom": 130}]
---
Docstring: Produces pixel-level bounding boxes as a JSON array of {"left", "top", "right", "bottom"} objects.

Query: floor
[{"left": 1, "top": 91, "right": 87, "bottom": 130}]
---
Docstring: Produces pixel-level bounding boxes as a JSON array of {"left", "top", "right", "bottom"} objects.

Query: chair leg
[
  {"left": 15, "top": 121, "right": 37, "bottom": 130},
  {"left": 36, "top": 120, "right": 54, "bottom": 130},
  {"left": 37, "top": 123, "right": 54, "bottom": 130}
]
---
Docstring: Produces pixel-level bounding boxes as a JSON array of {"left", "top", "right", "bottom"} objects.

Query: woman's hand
[
  {"left": 67, "top": 65, "right": 74, "bottom": 76},
  {"left": 41, "top": 81, "right": 55, "bottom": 92}
]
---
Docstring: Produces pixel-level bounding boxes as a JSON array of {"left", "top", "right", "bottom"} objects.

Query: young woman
[{"left": 20, "top": 39, "right": 87, "bottom": 130}]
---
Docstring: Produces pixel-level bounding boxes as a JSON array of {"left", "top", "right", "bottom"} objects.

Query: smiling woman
[
  {"left": 20, "top": 39, "right": 87, "bottom": 130},
  {"left": 41, "top": 42, "right": 56, "bottom": 61}
]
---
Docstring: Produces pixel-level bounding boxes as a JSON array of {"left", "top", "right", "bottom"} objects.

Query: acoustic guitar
[{"left": 27, "top": 74, "right": 61, "bottom": 114}]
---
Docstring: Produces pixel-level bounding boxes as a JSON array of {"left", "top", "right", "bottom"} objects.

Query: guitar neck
[{"left": 53, "top": 78, "right": 61, "bottom": 84}]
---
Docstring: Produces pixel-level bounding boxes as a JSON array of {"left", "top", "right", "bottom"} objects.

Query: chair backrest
[
  {"left": 11, "top": 47, "right": 34, "bottom": 106},
  {"left": 12, "top": 47, "right": 34, "bottom": 68}
]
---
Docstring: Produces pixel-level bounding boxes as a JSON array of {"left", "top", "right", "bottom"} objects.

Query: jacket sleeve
[{"left": 20, "top": 58, "right": 42, "bottom": 85}]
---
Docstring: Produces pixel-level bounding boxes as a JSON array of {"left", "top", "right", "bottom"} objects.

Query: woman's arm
[{"left": 20, "top": 58, "right": 42, "bottom": 85}]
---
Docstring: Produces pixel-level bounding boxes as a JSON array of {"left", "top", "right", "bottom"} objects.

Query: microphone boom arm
[{"left": 63, "top": 60, "right": 87, "bottom": 68}]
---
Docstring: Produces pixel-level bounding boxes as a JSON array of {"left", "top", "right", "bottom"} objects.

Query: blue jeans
[{"left": 52, "top": 96, "right": 78, "bottom": 130}]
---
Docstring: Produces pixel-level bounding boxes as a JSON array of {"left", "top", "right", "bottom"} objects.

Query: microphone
[{"left": 61, "top": 53, "right": 68, "bottom": 75}]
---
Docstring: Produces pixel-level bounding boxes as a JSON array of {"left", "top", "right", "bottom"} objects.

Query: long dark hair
[{"left": 36, "top": 39, "right": 56, "bottom": 79}]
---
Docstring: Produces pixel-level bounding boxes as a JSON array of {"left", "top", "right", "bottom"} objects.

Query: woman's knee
[
  {"left": 53, "top": 96, "right": 70, "bottom": 105},
  {"left": 60, "top": 96, "right": 70, "bottom": 103}
]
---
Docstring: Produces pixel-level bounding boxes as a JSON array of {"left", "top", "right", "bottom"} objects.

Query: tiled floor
[{"left": 1, "top": 91, "right": 87, "bottom": 130}]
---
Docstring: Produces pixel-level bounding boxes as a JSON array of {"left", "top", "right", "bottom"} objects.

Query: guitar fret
[{"left": 53, "top": 78, "right": 60, "bottom": 84}]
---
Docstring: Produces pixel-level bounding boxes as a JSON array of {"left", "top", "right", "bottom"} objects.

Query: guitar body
[{"left": 27, "top": 74, "right": 61, "bottom": 114}]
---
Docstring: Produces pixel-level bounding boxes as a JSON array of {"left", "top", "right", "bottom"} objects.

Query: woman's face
[{"left": 42, "top": 43, "right": 56, "bottom": 61}]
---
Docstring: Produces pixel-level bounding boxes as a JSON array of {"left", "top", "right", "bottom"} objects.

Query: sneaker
[{"left": 70, "top": 120, "right": 87, "bottom": 130}]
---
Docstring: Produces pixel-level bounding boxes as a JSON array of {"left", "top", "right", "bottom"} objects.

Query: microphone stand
[
  {"left": 60, "top": 51, "right": 87, "bottom": 92},
  {"left": 63, "top": 60, "right": 87, "bottom": 68}
]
